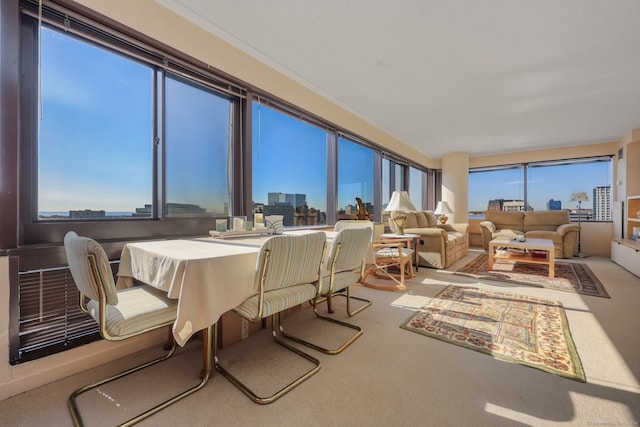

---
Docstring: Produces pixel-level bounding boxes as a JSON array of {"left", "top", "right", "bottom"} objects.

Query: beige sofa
[
  {"left": 388, "top": 210, "right": 469, "bottom": 269},
  {"left": 479, "top": 210, "right": 580, "bottom": 258}
]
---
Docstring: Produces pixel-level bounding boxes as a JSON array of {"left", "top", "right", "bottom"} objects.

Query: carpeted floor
[
  {"left": 0, "top": 254, "right": 638, "bottom": 426},
  {"left": 455, "top": 253, "right": 610, "bottom": 298},
  {"left": 400, "top": 284, "right": 585, "bottom": 382}
]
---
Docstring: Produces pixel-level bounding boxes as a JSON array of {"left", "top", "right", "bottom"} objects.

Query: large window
[
  {"left": 252, "top": 101, "right": 328, "bottom": 226},
  {"left": 38, "top": 27, "right": 153, "bottom": 220},
  {"left": 11, "top": 2, "right": 434, "bottom": 363},
  {"left": 165, "top": 76, "right": 232, "bottom": 216},
  {"left": 469, "top": 158, "right": 612, "bottom": 221},
  {"left": 337, "top": 137, "right": 374, "bottom": 219},
  {"left": 468, "top": 166, "right": 524, "bottom": 217},
  {"left": 409, "top": 166, "right": 425, "bottom": 210},
  {"left": 382, "top": 158, "right": 406, "bottom": 209},
  {"left": 14, "top": 13, "right": 242, "bottom": 363}
]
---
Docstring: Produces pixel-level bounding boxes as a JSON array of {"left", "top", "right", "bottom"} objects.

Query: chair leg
[
  {"left": 279, "top": 299, "right": 364, "bottom": 355},
  {"left": 68, "top": 326, "right": 213, "bottom": 427},
  {"left": 331, "top": 285, "right": 372, "bottom": 316},
  {"left": 213, "top": 314, "right": 321, "bottom": 405}
]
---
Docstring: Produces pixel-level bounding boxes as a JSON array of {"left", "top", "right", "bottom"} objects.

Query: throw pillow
[{"left": 264, "top": 215, "right": 284, "bottom": 234}]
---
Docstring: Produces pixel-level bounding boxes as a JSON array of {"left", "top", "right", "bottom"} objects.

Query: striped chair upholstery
[
  {"left": 320, "top": 227, "right": 373, "bottom": 296},
  {"left": 64, "top": 231, "right": 177, "bottom": 339},
  {"left": 279, "top": 227, "right": 370, "bottom": 354},
  {"left": 215, "top": 232, "right": 327, "bottom": 404},
  {"left": 63, "top": 231, "right": 209, "bottom": 427},
  {"left": 233, "top": 232, "right": 327, "bottom": 320}
]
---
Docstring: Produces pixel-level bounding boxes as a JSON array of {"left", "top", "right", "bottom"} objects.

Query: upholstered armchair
[{"left": 388, "top": 210, "right": 469, "bottom": 269}]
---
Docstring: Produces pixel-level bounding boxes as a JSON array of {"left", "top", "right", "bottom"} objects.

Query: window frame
[
  {"left": 18, "top": 8, "right": 246, "bottom": 246},
  {"left": 469, "top": 156, "right": 613, "bottom": 220}
]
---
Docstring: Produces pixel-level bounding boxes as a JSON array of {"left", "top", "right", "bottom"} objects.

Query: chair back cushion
[
  {"left": 334, "top": 219, "right": 374, "bottom": 235},
  {"left": 328, "top": 227, "right": 372, "bottom": 273},
  {"left": 64, "top": 231, "right": 118, "bottom": 305},
  {"left": 257, "top": 232, "right": 327, "bottom": 292}
]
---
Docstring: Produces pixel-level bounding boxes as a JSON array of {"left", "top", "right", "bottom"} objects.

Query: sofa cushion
[
  {"left": 526, "top": 230, "right": 563, "bottom": 245},
  {"left": 404, "top": 212, "right": 419, "bottom": 229},
  {"left": 486, "top": 211, "right": 525, "bottom": 230},
  {"left": 424, "top": 210, "right": 437, "bottom": 227},
  {"left": 523, "top": 210, "right": 570, "bottom": 232},
  {"left": 413, "top": 211, "right": 429, "bottom": 228}
]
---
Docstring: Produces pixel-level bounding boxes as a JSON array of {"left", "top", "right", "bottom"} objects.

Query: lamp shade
[
  {"left": 434, "top": 201, "right": 453, "bottom": 215},
  {"left": 569, "top": 192, "right": 589, "bottom": 202},
  {"left": 385, "top": 190, "right": 416, "bottom": 212}
]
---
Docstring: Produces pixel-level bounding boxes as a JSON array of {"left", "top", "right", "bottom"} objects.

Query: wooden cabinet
[
  {"left": 611, "top": 131, "right": 640, "bottom": 277},
  {"left": 612, "top": 195, "right": 640, "bottom": 276},
  {"left": 611, "top": 240, "right": 640, "bottom": 277},
  {"left": 626, "top": 196, "right": 640, "bottom": 239}
]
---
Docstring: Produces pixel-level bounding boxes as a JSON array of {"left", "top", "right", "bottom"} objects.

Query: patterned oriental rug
[
  {"left": 455, "top": 254, "right": 609, "bottom": 298},
  {"left": 401, "top": 285, "right": 586, "bottom": 382}
]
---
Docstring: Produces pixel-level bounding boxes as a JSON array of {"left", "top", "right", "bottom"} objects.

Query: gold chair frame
[
  {"left": 280, "top": 228, "right": 371, "bottom": 354},
  {"left": 65, "top": 234, "right": 212, "bottom": 427},
  {"left": 213, "top": 233, "right": 325, "bottom": 404}
]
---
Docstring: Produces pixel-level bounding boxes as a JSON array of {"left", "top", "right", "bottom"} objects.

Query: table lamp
[
  {"left": 385, "top": 190, "right": 416, "bottom": 235},
  {"left": 434, "top": 201, "right": 453, "bottom": 224}
]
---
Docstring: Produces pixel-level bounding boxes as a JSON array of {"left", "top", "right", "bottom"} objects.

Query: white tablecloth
[{"left": 117, "top": 236, "right": 270, "bottom": 346}]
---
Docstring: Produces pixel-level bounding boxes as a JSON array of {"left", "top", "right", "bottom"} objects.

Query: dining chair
[
  {"left": 63, "top": 231, "right": 212, "bottom": 427},
  {"left": 331, "top": 220, "right": 375, "bottom": 315},
  {"left": 280, "top": 226, "right": 371, "bottom": 354},
  {"left": 213, "top": 232, "right": 327, "bottom": 405},
  {"left": 335, "top": 220, "right": 414, "bottom": 291}
]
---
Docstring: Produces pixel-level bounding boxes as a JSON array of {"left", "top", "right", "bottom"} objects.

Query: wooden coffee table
[{"left": 488, "top": 237, "right": 555, "bottom": 278}]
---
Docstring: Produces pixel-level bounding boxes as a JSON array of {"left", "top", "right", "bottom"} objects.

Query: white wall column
[{"left": 441, "top": 152, "right": 469, "bottom": 223}]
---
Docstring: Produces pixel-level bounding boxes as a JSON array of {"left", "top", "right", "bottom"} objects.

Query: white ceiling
[{"left": 157, "top": 0, "right": 640, "bottom": 158}]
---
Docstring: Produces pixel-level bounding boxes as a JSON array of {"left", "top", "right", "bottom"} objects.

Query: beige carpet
[
  {"left": 1, "top": 254, "right": 639, "bottom": 427},
  {"left": 455, "top": 253, "right": 610, "bottom": 298}
]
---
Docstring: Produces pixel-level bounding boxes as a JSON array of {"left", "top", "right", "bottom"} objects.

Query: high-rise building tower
[
  {"left": 547, "top": 199, "right": 562, "bottom": 210},
  {"left": 593, "top": 186, "right": 611, "bottom": 221}
]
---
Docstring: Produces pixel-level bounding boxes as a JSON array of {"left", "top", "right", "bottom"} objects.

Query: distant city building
[
  {"left": 593, "top": 185, "right": 611, "bottom": 221},
  {"left": 547, "top": 199, "right": 562, "bottom": 210},
  {"left": 166, "top": 203, "right": 206, "bottom": 215},
  {"left": 488, "top": 199, "right": 533, "bottom": 212},
  {"left": 263, "top": 202, "right": 295, "bottom": 226},
  {"left": 263, "top": 192, "right": 327, "bottom": 226},
  {"left": 134, "top": 204, "right": 152, "bottom": 217},
  {"left": 69, "top": 209, "right": 106, "bottom": 219},
  {"left": 267, "top": 192, "right": 285, "bottom": 205},
  {"left": 134, "top": 203, "right": 207, "bottom": 216}
]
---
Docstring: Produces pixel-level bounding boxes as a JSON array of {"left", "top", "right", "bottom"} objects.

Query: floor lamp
[{"left": 570, "top": 192, "right": 589, "bottom": 257}]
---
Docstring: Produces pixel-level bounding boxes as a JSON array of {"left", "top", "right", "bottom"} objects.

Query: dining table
[{"left": 116, "top": 230, "right": 339, "bottom": 347}]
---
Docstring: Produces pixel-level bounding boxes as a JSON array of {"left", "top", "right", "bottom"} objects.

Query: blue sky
[{"left": 39, "top": 27, "right": 152, "bottom": 212}]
